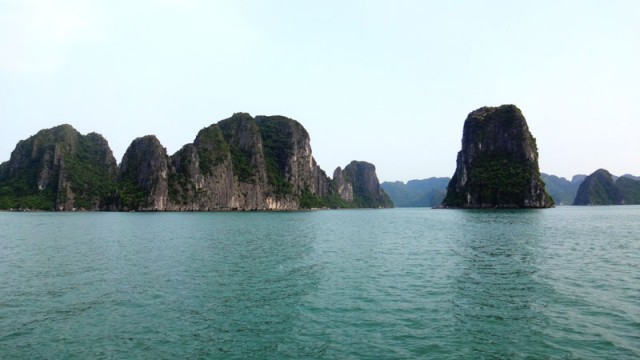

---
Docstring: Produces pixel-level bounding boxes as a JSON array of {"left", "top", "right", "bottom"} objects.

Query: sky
[{"left": 1, "top": 0, "right": 639, "bottom": 182}]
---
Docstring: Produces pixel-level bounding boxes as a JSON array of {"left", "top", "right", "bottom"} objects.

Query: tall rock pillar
[{"left": 441, "top": 105, "right": 553, "bottom": 208}]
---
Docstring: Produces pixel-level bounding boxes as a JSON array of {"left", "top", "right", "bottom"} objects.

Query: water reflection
[
  {"left": 449, "top": 210, "right": 552, "bottom": 358},
  {"left": 4, "top": 208, "right": 638, "bottom": 358}
]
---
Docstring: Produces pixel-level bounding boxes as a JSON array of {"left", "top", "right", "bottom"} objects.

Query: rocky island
[
  {"left": 573, "top": 169, "right": 640, "bottom": 205},
  {"left": 440, "top": 105, "right": 554, "bottom": 208},
  {"left": 0, "top": 114, "right": 393, "bottom": 211}
]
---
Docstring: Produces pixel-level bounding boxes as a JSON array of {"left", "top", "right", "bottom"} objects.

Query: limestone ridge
[
  {"left": 441, "top": 105, "right": 553, "bottom": 208},
  {"left": 0, "top": 114, "right": 393, "bottom": 210}
]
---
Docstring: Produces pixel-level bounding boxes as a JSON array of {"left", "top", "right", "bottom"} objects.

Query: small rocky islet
[{"left": 440, "top": 104, "right": 554, "bottom": 208}]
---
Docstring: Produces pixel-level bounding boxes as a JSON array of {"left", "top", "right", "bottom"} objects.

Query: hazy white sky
[{"left": 1, "top": 0, "right": 638, "bottom": 182}]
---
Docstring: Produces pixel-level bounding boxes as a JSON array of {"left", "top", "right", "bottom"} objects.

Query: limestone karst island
[
  {"left": 440, "top": 105, "right": 554, "bottom": 208},
  {"left": 0, "top": 113, "right": 392, "bottom": 211}
]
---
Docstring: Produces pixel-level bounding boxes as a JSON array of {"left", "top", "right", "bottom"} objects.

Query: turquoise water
[{"left": 1, "top": 207, "right": 639, "bottom": 359}]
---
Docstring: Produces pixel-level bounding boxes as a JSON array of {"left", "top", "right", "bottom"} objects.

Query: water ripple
[{"left": 0, "top": 208, "right": 639, "bottom": 358}]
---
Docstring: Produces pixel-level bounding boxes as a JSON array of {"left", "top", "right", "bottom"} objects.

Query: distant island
[
  {"left": 383, "top": 171, "right": 640, "bottom": 207},
  {"left": 381, "top": 178, "right": 449, "bottom": 207},
  {"left": 0, "top": 113, "right": 392, "bottom": 211},
  {"left": 573, "top": 169, "right": 640, "bottom": 205},
  {"left": 539, "top": 174, "right": 586, "bottom": 206}
]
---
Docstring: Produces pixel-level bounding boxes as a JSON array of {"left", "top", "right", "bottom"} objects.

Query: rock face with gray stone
[
  {"left": 441, "top": 105, "right": 553, "bottom": 208},
  {"left": 165, "top": 113, "right": 334, "bottom": 210},
  {"left": 118, "top": 135, "right": 170, "bottom": 211},
  {"left": 334, "top": 161, "right": 393, "bottom": 208}
]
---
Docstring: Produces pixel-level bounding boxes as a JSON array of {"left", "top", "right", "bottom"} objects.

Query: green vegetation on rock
[
  {"left": 573, "top": 169, "right": 621, "bottom": 205},
  {"left": 448, "top": 154, "right": 534, "bottom": 206},
  {"left": 256, "top": 116, "right": 296, "bottom": 195},
  {"left": 194, "top": 125, "right": 230, "bottom": 174},
  {"left": 115, "top": 179, "right": 146, "bottom": 210},
  {"left": 298, "top": 188, "right": 355, "bottom": 209},
  {"left": 64, "top": 133, "right": 118, "bottom": 209},
  {"left": 0, "top": 171, "right": 57, "bottom": 210},
  {"left": 229, "top": 147, "right": 253, "bottom": 182},
  {"left": 616, "top": 176, "right": 640, "bottom": 204},
  {"left": 218, "top": 113, "right": 260, "bottom": 183}
]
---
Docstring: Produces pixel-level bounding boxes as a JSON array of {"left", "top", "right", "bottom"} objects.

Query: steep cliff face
[
  {"left": 118, "top": 135, "right": 170, "bottom": 210},
  {"left": 441, "top": 105, "right": 553, "bottom": 208},
  {"left": 573, "top": 169, "right": 625, "bottom": 205},
  {"left": 0, "top": 124, "right": 118, "bottom": 210},
  {"left": 167, "top": 113, "right": 269, "bottom": 210},
  {"left": 166, "top": 113, "right": 333, "bottom": 210},
  {"left": 256, "top": 116, "right": 332, "bottom": 198},
  {"left": 334, "top": 161, "right": 393, "bottom": 208},
  {"left": 333, "top": 167, "right": 354, "bottom": 202},
  {"left": 217, "top": 113, "right": 272, "bottom": 209},
  {"left": 168, "top": 127, "right": 237, "bottom": 210}
]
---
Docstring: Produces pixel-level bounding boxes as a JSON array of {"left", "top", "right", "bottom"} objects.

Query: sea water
[{"left": 1, "top": 207, "right": 638, "bottom": 359}]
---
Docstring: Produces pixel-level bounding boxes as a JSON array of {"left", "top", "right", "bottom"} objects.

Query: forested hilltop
[{"left": 0, "top": 114, "right": 392, "bottom": 211}]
